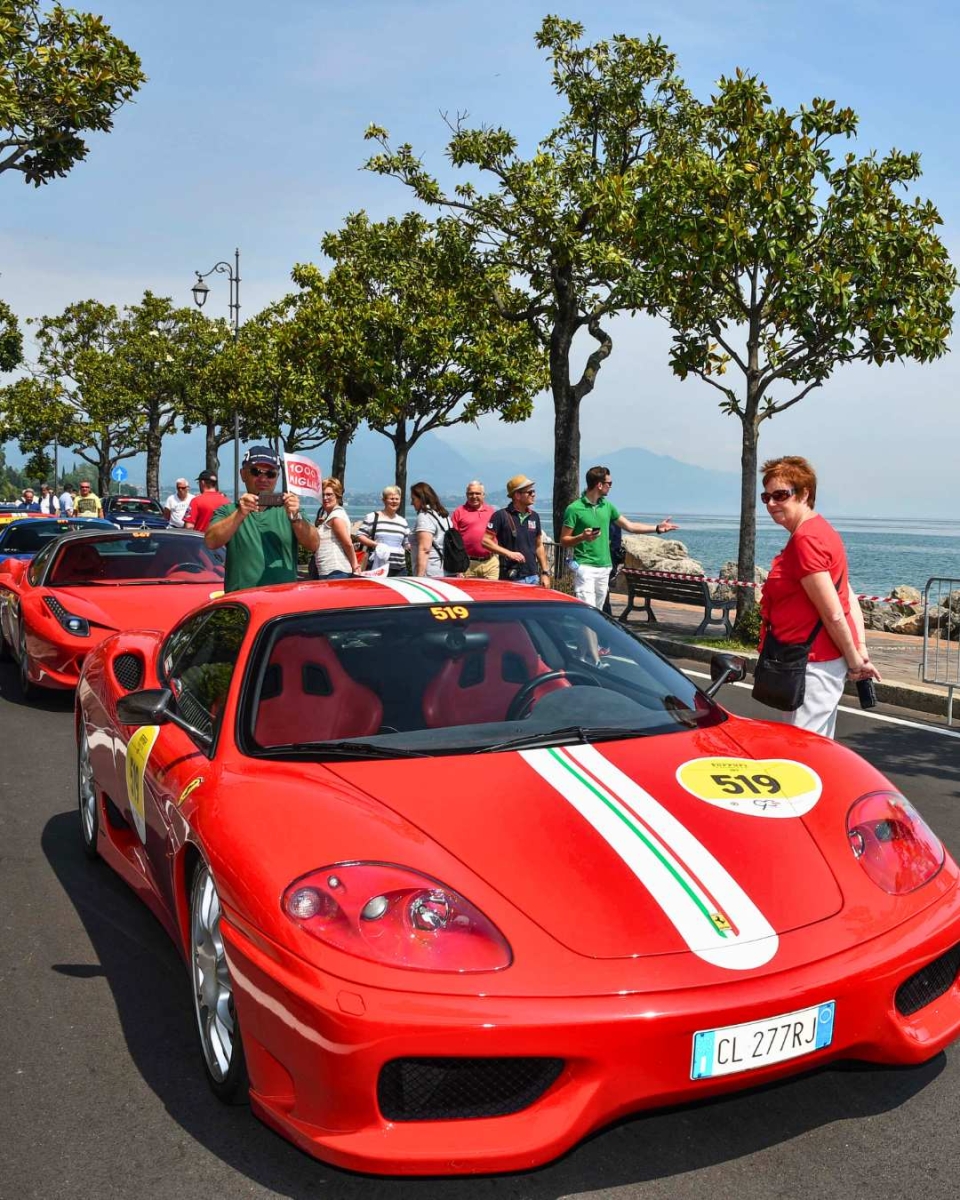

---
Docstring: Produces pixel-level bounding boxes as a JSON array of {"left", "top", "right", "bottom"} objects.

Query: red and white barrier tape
[{"left": 622, "top": 568, "right": 916, "bottom": 607}]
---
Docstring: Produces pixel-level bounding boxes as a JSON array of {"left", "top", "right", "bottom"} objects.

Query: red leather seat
[
  {"left": 254, "top": 635, "right": 383, "bottom": 746},
  {"left": 422, "top": 622, "right": 568, "bottom": 727}
]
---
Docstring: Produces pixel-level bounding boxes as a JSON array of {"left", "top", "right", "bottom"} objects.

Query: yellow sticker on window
[
  {"left": 676, "top": 758, "right": 822, "bottom": 818},
  {"left": 131, "top": 530, "right": 151, "bottom": 538},
  {"left": 125, "top": 725, "right": 161, "bottom": 843},
  {"left": 429, "top": 604, "right": 470, "bottom": 621}
]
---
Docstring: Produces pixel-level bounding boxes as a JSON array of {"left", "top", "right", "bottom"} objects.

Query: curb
[{"left": 642, "top": 633, "right": 950, "bottom": 720}]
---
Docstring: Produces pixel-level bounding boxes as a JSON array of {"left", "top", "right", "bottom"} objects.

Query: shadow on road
[
  {"left": 42, "top": 807, "right": 945, "bottom": 1199},
  {"left": 0, "top": 658, "right": 74, "bottom": 710}
]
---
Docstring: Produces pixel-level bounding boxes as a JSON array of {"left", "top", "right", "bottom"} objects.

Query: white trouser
[
  {"left": 769, "top": 657, "right": 847, "bottom": 739},
  {"left": 573, "top": 564, "right": 611, "bottom": 610}
]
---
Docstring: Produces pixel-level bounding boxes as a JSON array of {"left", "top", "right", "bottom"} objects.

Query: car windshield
[
  {"left": 49, "top": 533, "right": 224, "bottom": 585},
  {"left": 0, "top": 520, "right": 112, "bottom": 554},
  {"left": 110, "top": 498, "right": 163, "bottom": 515},
  {"left": 241, "top": 601, "right": 724, "bottom": 761}
]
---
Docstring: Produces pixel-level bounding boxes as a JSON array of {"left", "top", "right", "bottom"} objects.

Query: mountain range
[{"left": 6, "top": 424, "right": 744, "bottom": 514}]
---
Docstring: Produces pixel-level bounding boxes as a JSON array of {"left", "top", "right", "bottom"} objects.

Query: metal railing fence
[{"left": 922, "top": 577, "right": 960, "bottom": 725}]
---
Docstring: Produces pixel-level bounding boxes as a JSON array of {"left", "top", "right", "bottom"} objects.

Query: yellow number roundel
[{"left": 676, "top": 758, "right": 822, "bottom": 818}]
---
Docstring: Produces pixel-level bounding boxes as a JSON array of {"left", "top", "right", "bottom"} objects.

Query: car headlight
[
  {"left": 43, "top": 595, "right": 90, "bottom": 637},
  {"left": 282, "top": 862, "right": 512, "bottom": 972},
  {"left": 847, "top": 790, "right": 944, "bottom": 894}
]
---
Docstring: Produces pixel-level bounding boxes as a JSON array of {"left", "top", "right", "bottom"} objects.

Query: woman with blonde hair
[
  {"left": 312, "top": 477, "right": 360, "bottom": 580},
  {"left": 356, "top": 485, "right": 410, "bottom": 576},
  {"left": 755, "top": 455, "right": 879, "bottom": 737}
]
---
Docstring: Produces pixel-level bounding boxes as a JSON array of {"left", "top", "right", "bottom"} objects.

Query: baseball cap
[
  {"left": 241, "top": 445, "right": 281, "bottom": 470},
  {"left": 198, "top": 469, "right": 218, "bottom": 484},
  {"left": 506, "top": 474, "right": 534, "bottom": 496}
]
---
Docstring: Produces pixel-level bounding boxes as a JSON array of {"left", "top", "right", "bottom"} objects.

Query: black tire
[
  {"left": 18, "top": 628, "right": 38, "bottom": 701},
  {"left": 189, "top": 862, "right": 248, "bottom": 1104},
  {"left": 0, "top": 622, "right": 11, "bottom": 662},
  {"left": 77, "top": 722, "right": 100, "bottom": 860}
]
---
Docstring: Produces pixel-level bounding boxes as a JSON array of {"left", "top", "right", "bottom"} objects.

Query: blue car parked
[
  {"left": 102, "top": 495, "right": 169, "bottom": 529},
  {"left": 0, "top": 516, "right": 118, "bottom": 567}
]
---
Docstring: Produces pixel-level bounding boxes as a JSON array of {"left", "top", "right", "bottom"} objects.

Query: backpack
[{"left": 436, "top": 514, "right": 470, "bottom": 575}]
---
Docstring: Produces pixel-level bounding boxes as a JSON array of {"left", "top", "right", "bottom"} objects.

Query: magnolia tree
[
  {"left": 365, "top": 16, "right": 698, "bottom": 532},
  {"left": 0, "top": 0, "right": 144, "bottom": 185},
  {"left": 307, "top": 211, "right": 547, "bottom": 506},
  {"left": 13, "top": 300, "right": 142, "bottom": 495},
  {"left": 644, "top": 73, "right": 955, "bottom": 629}
]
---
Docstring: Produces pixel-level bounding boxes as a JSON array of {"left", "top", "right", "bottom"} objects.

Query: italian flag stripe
[
  {"left": 374, "top": 577, "right": 473, "bottom": 605},
  {"left": 521, "top": 744, "right": 778, "bottom": 971}
]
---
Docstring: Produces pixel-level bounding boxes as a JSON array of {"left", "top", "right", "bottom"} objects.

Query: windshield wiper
[
  {"left": 476, "top": 724, "right": 653, "bottom": 754},
  {"left": 257, "top": 740, "right": 429, "bottom": 761}
]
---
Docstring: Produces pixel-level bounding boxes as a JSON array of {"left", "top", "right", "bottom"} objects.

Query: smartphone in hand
[{"left": 257, "top": 492, "right": 285, "bottom": 510}]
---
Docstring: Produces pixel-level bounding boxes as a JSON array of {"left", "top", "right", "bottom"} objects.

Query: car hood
[
  {"left": 326, "top": 722, "right": 846, "bottom": 970},
  {"left": 45, "top": 581, "right": 222, "bottom": 630}
]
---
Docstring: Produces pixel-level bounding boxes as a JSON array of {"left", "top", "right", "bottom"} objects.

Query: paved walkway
[{"left": 608, "top": 591, "right": 955, "bottom": 719}]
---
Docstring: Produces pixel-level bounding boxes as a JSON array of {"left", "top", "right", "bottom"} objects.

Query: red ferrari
[
  {"left": 76, "top": 577, "right": 960, "bottom": 1175},
  {"left": 0, "top": 528, "right": 224, "bottom": 699}
]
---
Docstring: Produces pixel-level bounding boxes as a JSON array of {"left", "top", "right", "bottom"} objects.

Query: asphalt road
[{"left": 2, "top": 658, "right": 960, "bottom": 1200}]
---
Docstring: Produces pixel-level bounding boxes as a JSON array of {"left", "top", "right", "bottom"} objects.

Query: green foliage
[
  {"left": 0, "top": 297, "right": 21, "bottom": 369},
  {"left": 292, "top": 211, "right": 547, "bottom": 500},
  {"left": 0, "top": 0, "right": 145, "bottom": 186},
  {"left": 365, "top": 16, "right": 699, "bottom": 532},
  {"left": 645, "top": 72, "right": 955, "bottom": 618}
]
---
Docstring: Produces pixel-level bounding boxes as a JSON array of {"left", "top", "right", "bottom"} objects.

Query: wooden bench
[{"left": 620, "top": 569, "right": 735, "bottom": 636}]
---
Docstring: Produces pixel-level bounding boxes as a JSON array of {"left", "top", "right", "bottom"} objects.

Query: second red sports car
[{"left": 0, "top": 528, "right": 224, "bottom": 699}]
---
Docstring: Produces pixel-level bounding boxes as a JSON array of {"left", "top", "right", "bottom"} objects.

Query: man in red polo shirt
[
  {"left": 184, "top": 469, "right": 229, "bottom": 533},
  {"left": 450, "top": 480, "right": 498, "bottom": 579}
]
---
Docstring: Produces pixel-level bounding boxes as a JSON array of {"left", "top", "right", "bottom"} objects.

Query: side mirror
[
  {"left": 116, "top": 688, "right": 174, "bottom": 725},
  {"left": 705, "top": 653, "right": 747, "bottom": 699},
  {"left": 0, "top": 557, "right": 27, "bottom": 582},
  {"left": 117, "top": 687, "right": 212, "bottom": 749}
]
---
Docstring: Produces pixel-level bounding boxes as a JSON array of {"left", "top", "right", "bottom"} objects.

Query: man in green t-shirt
[
  {"left": 560, "top": 465, "right": 677, "bottom": 609},
  {"left": 205, "top": 446, "right": 319, "bottom": 593}
]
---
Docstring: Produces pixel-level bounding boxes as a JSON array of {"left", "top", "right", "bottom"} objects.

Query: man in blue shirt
[{"left": 16, "top": 488, "right": 40, "bottom": 512}]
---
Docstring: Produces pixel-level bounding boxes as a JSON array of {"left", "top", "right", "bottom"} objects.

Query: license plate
[{"left": 691, "top": 1000, "right": 835, "bottom": 1080}]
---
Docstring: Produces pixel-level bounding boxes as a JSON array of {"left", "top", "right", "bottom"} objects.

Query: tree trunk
[
  {"left": 548, "top": 272, "right": 583, "bottom": 537},
  {"left": 331, "top": 428, "right": 349, "bottom": 484},
  {"left": 734, "top": 412, "right": 761, "bottom": 635},
  {"left": 145, "top": 423, "right": 162, "bottom": 500},
  {"left": 98, "top": 434, "right": 111, "bottom": 498},
  {"left": 394, "top": 439, "right": 410, "bottom": 517},
  {"left": 205, "top": 420, "right": 219, "bottom": 474}
]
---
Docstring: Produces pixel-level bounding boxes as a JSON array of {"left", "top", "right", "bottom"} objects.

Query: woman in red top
[{"left": 758, "top": 456, "right": 879, "bottom": 737}]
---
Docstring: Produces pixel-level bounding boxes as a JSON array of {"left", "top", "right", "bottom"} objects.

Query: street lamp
[{"left": 191, "top": 248, "right": 241, "bottom": 500}]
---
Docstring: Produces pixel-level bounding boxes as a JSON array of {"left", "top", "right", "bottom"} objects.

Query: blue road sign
[{"left": 111, "top": 465, "right": 128, "bottom": 483}]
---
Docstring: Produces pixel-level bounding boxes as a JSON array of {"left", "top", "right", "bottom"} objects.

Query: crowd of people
[{"left": 11, "top": 445, "right": 876, "bottom": 741}]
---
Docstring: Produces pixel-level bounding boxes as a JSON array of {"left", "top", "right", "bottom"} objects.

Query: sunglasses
[
  {"left": 518, "top": 488, "right": 536, "bottom": 494},
  {"left": 248, "top": 466, "right": 278, "bottom": 479},
  {"left": 761, "top": 488, "right": 795, "bottom": 504}
]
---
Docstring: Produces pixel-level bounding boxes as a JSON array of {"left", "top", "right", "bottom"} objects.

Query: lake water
[
  {"left": 610, "top": 513, "right": 960, "bottom": 598},
  {"left": 331, "top": 499, "right": 960, "bottom": 599}
]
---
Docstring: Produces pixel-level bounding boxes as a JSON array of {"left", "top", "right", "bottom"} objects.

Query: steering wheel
[
  {"left": 167, "top": 561, "right": 206, "bottom": 575},
  {"left": 506, "top": 668, "right": 602, "bottom": 721}
]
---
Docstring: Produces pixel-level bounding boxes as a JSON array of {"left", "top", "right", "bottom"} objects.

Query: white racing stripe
[
  {"left": 684, "top": 669, "right": 960, "bottom": 739},
  {"left": 373, "top": 576, "right": 473, "bottom": 605},
  {"left": 522, "top": 744, "right": 778, "bottom": 971}
]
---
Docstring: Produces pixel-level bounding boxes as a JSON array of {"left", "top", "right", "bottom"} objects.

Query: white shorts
[
  {"left": 768, "top": 657, "right": 847, "bottom": 739},
  {"left": 573, "top": 563, "right": 611, "bottom": 610}
]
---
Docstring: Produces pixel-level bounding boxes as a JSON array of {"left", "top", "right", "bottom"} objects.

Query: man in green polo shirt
[
  {"left": 205, "top": 445, "right": 320, "bottom": 593},
  {"left": 560, "top": 465, "right": 677, "bottom": 609}
]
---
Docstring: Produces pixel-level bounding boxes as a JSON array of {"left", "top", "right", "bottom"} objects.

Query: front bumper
[{"left": 222, "top": 882, "right": 960, "bottom": 1176}]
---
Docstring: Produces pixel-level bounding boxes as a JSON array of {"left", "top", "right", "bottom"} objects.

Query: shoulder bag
[{"left": 752, "top": 571, "right": 844, "bottom": 712}]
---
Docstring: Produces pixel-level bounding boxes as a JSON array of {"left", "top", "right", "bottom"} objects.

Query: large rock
[
  {"left": 622, "top": 534, "right": 691, "bottom": 567},
  {"left": 713, "top": 559, "right": 767, "bottom": 605}
]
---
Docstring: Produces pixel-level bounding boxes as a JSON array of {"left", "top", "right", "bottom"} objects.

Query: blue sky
[{"left": 2, "top": 0, "right": 958, "bottom": 514}]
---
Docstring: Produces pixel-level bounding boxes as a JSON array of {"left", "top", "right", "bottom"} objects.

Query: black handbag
[{"left": 751, "top": 620, "right": 822, "bottom": 712}]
